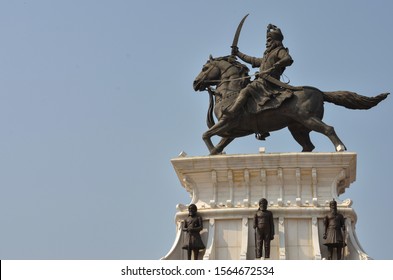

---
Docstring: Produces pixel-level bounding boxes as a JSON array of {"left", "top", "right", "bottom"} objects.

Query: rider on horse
[
  {"left": 193, "top": 18, "right": 389, "bottom": 155},
  {"left": 225, "top": 24, "right": 294, "bottom": 140}
]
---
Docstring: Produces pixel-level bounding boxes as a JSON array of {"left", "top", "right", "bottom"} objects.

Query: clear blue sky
[{"left": 0, "top": 0, "right": 392, "bottom": 259}]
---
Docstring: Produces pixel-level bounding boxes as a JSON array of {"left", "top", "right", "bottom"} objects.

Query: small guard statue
[
  {"left": 323, "top": 199, "right": 346, "bottom": 260},
  {"left": 254, "top": 198, "right": 275, "bottom": 259},
  {"left": 182, "top": 204, "right": 205, "bottom": 260}
]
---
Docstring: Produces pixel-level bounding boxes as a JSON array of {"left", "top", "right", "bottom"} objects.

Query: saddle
[
  {"left": 216, "top": 76, "right": 301, "bottom": 116},
  {"left": 250, "top": 72, "right": 305, "bottom": 113},
  {"left": 247, "top": 87, "right": 294, "bottom": 114}
]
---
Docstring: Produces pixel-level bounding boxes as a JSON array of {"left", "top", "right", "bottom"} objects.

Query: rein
[
  {"left": 203, "top": 60, "right": 255, "bottom": 88},
  {"left": 208, "top": 72, "right": 257, "bottom": 84},
  {"left": 203, "top": 60, "right": 250, "bottom": 99},
  {"left": 208, "top": 60, "right": 254, "bottom": 83},
  {"left": 202, "top": 58, "right": 294, "bottom": 90}
]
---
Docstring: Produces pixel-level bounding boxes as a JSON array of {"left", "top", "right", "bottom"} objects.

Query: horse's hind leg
[
  {"left": 288, "top": 124, "right": 315, "bottom": 152},
  {"left": 302, "top": 117, "right": 346, "bottom": 152}
]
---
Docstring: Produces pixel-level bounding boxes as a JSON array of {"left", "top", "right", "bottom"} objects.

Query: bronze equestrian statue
[{"left": 193, "top": 15, "right": 389, "bottom": 155}]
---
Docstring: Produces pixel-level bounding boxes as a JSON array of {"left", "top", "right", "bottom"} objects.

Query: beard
[{"left": 264, "top": 40, "right": 282, "bottom": 55}]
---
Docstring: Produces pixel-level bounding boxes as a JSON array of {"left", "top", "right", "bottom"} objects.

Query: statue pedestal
[{"left": 162, "top": 151, "right": 370, "bottom": 260}]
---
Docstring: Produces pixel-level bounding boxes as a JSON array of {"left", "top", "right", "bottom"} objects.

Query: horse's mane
[
  {"left": 214, "top": 55, "right": 250, "bottom": 76},
  {"left": 213, "top": 55, "right": 250, "bottom": 88}
]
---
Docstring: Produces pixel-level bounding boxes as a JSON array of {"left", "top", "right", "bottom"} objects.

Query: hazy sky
[{"left": 0, "top": 0, "right": 392, "bottom": 260}]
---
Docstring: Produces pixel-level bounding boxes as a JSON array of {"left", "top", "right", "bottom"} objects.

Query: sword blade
[{"left": 231, "top": 14, "right": 249, "bottom": 49}]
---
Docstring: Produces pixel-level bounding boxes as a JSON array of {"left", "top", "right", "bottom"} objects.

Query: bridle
[{"left": 200, "top": 59, "right": 252, "bottom": 89}]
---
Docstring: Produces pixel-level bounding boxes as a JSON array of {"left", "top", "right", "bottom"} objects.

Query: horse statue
[{"left": 193, "top": 55, "right": 389, "bottom": 155}]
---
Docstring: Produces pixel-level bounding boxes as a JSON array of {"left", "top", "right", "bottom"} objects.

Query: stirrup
[{"left": 255, "top": 132, "right": 270, "bottom": 140}]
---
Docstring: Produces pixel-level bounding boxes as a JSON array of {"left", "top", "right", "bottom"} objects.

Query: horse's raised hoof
[{"left": 336, "top": 144, "right": 347, "bottom": 152}]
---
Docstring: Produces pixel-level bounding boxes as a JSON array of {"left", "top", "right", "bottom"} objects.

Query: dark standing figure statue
[
  {"left": 182, "top": 204, "right": 205, "bottom": 260},
  {"left": 227, "top": 23, "right": 293, "bottom": 133},
  {"left": 254, "top": 198, "right": 275, "bottom": 259},
  {"left": 323, "top": 199, "right": 346, "bottom": 260}
]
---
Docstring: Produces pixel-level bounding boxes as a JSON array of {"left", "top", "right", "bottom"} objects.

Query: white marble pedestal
[{"left": 162, "top": 151, "right": 370, "bottom": 260}]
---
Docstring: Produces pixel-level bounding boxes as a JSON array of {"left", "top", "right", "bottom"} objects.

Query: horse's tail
[
  {"left": 207, "top": 88, "right": 215, "bottom": 128},
  {"left": 322, "top": 91, "right": 389, "bottom": 109}
]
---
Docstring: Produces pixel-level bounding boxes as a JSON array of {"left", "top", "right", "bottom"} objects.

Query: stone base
[{"left": 162, "top": 151, "right": 370, "bottom": 260}]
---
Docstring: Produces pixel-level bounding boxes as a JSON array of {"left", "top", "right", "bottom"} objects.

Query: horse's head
[
  {"left": 193, "top": 55, "right": 221, "bottom": 92},
  {"left": 193, "top": 55, "right": 250, "bottom": 92}
]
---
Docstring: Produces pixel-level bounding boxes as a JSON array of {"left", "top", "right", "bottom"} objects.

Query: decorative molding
[
  {"left": 333, "top": 169, "right": 347, "bottom": 199},
  {"left": 345, "top": 218, "right": 371, "bottom": 260},
  {"left": 203, "top": 219, "right": 216, "bottom": 260},
  {"left": 278, "top": 217, "right": 286, "bottom": 260},
  {"left": 244, "top": 169, "right": 250, "bottom": 207},
  {"left": 337, "top": 170, "right": 349, "bottom": 196},
  {"left": 176, "top": 203, "right": 187, "bottom": 212},
  {"left": 341, "top": 198, "right": 353, "bottom": 207},
  {"left": 312, "top": 168, "right": 318, "bottom": 206},
  {"left": 240, "top": 217, "right": 249, "bottom": 260},
  {"left": 311, "top": 217, "right": 322, "bottom": 260},
  {"left": 278, "top": 168, "right": 284, "bottom": 207},
  {"left": 211, "top": 170, "right": 217, "bottom": 208},
  {"left": 227, "top": 170, "right": 234, "bottom": 207},
  {"left": 296, "top": 168, "right": 302, "bottom": 206},
  {"left": 260, "top": 169, "right": 267, "bottom": 199},
  {"left": 183, "top": 176, "right": 197, "bottom": 204}
]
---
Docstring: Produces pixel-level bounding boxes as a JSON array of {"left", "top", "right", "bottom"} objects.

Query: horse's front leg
[
  {"left": 202, "top": 120, "right": 232, "bottom": 155},
  {"left": 202, "top": 130, "right": 216, "bottom": 154},
  {"left": 215, "top": 137, "right": 235, "bottom": 154}
]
